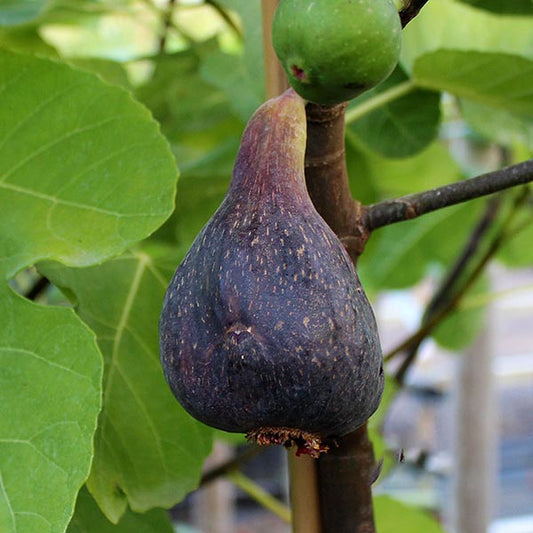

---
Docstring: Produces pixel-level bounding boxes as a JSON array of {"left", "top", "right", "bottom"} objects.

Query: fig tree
[
  {"left": 159, "top": 89, "right": 384, "bottom": 456},
  {"left": 272, "top": 0, "right": 402, "bottom": 105}
]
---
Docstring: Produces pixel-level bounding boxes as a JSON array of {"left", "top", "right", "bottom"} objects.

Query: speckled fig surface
[{"left": 159, "top": 89, "right": 384, "bottom": 455}]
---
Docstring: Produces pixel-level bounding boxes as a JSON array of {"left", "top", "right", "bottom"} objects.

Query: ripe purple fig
[{"left": 159, "top": 89, "right": 383, "bottom": 456}]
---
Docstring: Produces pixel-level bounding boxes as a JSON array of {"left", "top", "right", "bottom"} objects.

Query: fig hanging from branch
[
  {"left": 159, "top": 90, "right": 384, "bottom": 457},
  {"left": 272, "top": 0, "right": 402, "bottom": 105}
]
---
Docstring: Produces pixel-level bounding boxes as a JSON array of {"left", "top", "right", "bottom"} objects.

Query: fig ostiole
[
  {"left": 272, "top": 0, "right": 402, "bottom": 105},
  {"left": 159, "top": 89, "right": 384, "bottom": 457}
]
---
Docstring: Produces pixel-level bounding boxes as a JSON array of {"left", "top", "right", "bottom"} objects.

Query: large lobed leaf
[
  {"left": 375, "top": 495, "right": 445, "bottom": 532},
  {"left": 0, "top": 50, "right": 177, "bottom": 279},
  {"left": 67, "top": 487, "right": 173, "bottom": 533},
  {"left": 457, "top": 0, "right": 533, "bottom": 16},
  {"left": 347, "top": 67, "right": 441, "bottom": 159},
  {"left": 360, "top": 201, "right": 482, "bottom": 291},
  {"left": 0, "top": 286, "right": 102, "bottom": 533},
  {"left": 41, "top": 246, "right": 213, "bottom": 524},
  {"left": 413, "top": 50, "right": 533, "bottom": 117},
  {"left": 401, "top": 0, "right": 533, "bottom": 71}
]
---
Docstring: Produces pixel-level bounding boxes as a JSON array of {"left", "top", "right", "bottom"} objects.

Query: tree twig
[
  {"left": 200, "top": 444, "right": 262, "bottom": 487},
  {"left": 205, "top": 0, "right": 243, "bottom": 39},
  {"left": 392, "top": 196, "right": 503, "bottom": 384},
  {"left": 158, "top": 0, "right": 177, "bottom": 53},
  {"left": 385, "top": 187, "right": 530, "bottom": 383},
  {"left": 399, "top": 0, "right": 431, "bottom": 27},
  {"left": 424, "top": 196, "right": 502, "bottom": 319},
  {"left": 227, "top": 470, "right": 291, "bottom": 523},
  {"left": 364, "top": 159, "right": 533, "bottom": 232}
]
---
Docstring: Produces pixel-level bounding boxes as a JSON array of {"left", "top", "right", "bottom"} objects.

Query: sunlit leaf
[
  {"left": 414, "top": 50, "right": 533, "bottom": 117},
  {"left": 401, "top": 1, "right": 533, "bottom": 71},
  {"left": 0, "top": 50, "right": 177, "bottom": 279},
  {"left": 374, "top": 495, "right": 445, "bottom": 532},
  {"left": 0, "top": 286, "right": 102, "bottom": 533},
  {"left": 40, "top": 246, "right": 213, "bottom": 523},
  {"left": 461, "top": 99, "right": 533, "bottom": 150}
]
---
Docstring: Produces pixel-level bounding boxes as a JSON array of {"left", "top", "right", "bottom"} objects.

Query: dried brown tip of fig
[{"left": 246, "top": 427, "right": 330, "bottom": 458}]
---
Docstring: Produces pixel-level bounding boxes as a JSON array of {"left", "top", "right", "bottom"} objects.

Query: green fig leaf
[
  {"left": 174, "top": 173, "right": 231, "bottom": 249},
  {"left": 0, "top": 26, "right": 58, "bottom": 56},
  {"left": 346, "top": 137, "right": 461, "bottom": 201},
  {"left": 347, "top": 69, "right": 441, "bottom": 159},
  {"left": 200, "top": 50, "right": 262, "bottom": 122},
  {"left": 0, "top": 286, "right": 102, "bottom": 533},
  {"left": 40, "top": 247, "right": 213, "bottom": 523},
  {"left": 0, "top": 50, "right": 177, "bottom": 280},
  {"left": 461, "top": 99, "right": 533, "bottom": 150},
  {"left": 368, "top": 377, "right": 399, "bottom": 480},
  {"left": 457, "top": 0, "right": 533, "bottom": 15},
  {"left": 135, "top": 46, "right": 243, "bottom": 181},
  {"left": 217, "top": 0, "right": 265, "bottom": 102},
  {"left": 432, "top": 275, "right": 489, "bottom": 350},
  {"left": 413, "top": 50, "right": 533, "bottom": 117},
  {"left": 360, "top": 201, "right": 482, "bottom": 291},
  {"left": 374, "top": 496, "right": 445, "bottom": 532},
  {"left": 401, "top": 1, "right": 533, "bottom": 72},
  {"left": 497, "top": 211, "right": 533, "bottom": 267},
  {"left": 67, "top": 486, "right": 173, "bottom": 533}
]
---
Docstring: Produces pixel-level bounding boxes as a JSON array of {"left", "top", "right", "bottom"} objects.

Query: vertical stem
[
  {"left": 450, "top": 319, "right": 497, "bottom": 533},
  {"left": 158, "top": 0, "right": 177, "bottom": 53},
  {"left": 317, "top": 425, "right": 376, "bottom": 533},
  {"left": 304, "top": 104, "right": 377, "bottom": 532},
  {"left": 261, "top": 2, "right": 320, "bottom": 533},
  {"left": 288, "top": 450, "right": 321, "bottom": 533},
  {"left": 305, "top": 103, "right": 367, "bottom": 262}
]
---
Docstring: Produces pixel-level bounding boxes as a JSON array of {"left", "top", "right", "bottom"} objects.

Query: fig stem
[
  {"left": 289, "top": 450, "right": 322, "bottom": 533},
  {"left": 344, "top": 80, "right": 416, "bottom": 125},
  {"left": 304, "top": 102, "right": 377, "bottom": 532},
  {"left": 227, "top": 470, "right": 292, "bottom": 523}
]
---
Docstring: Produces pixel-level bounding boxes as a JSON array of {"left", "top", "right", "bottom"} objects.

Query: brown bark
[
  {"left": 305, "top": 103, "right": 368, "bottom": 262},
  {"left": 304, "top": 103, "right": 377, "bottom": 533}
]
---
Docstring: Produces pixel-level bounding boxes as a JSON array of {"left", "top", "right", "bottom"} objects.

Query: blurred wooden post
[
  {"left": 193, "top": 442, "right": 236, "bottom": 533},
  {"left": 450, "top": 310, "right": 497, "bottom": 533}
]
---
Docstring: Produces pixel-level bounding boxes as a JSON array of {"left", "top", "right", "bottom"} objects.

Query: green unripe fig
[{"left": 272, "top": 0, "right": 402, "bottom": 105}]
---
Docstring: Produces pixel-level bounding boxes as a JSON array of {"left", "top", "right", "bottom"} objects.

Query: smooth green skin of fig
[
  {"left": 272, "top": 0, "right": 402, "bottom": 105},
  {"left": 159, "top": 89, "right": 384, "bottom": 441}
]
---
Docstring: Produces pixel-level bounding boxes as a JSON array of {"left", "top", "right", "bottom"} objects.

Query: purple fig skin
[{"left": 159, "top": 89, "right": 384, "bottom": 445}]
